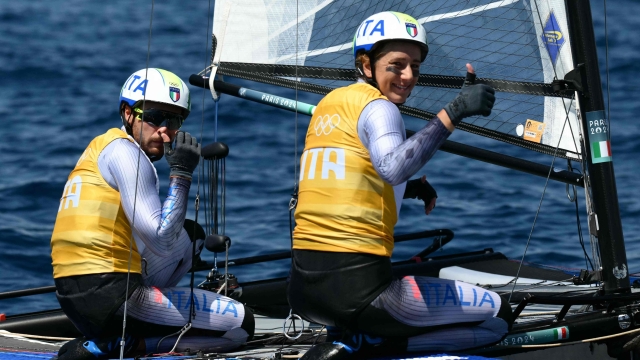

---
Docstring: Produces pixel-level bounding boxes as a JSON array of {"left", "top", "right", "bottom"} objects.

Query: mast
[{"left": 565, "top": 0, "right": 629, "bottom": 294}]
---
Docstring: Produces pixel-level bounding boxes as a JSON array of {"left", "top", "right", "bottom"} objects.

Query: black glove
[
  {"left": 164, "top": 131, "right": 201, "bottom": 179},
  {"left": 404, "top": 177, "right": 438, "bottom": 207},
  {"left": 443, "top": 71, "right": 495, "bottom": 126}
]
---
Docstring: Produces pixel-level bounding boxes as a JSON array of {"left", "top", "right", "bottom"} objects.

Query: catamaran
[{"left": 1, "top": 0, "right": 638, "bottom": 359}]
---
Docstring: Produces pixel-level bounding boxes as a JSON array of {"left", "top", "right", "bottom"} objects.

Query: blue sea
[{"left": 1, "top": 0, "right": 639, "bottom": 316}]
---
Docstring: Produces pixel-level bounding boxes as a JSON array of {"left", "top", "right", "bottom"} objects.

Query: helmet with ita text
[
  {"left": 352, "top": 11, "right": 428, "bottom": 62},
  {"left": 119, "top": 68, "right": 191, "bottom": 120}
]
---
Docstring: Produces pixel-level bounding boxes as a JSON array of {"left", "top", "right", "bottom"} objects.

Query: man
[{"left": 51, "top": 68, "right": 253, "bottom": 359}]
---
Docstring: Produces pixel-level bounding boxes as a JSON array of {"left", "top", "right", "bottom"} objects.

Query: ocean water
[{"left": 0, "top": 0, "right": 639, "bottom": 316}]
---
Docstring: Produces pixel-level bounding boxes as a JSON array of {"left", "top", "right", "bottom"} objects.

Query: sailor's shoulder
[
  {"left": 321, "top": 83, "right": 385, "bottom": 105},
  {"left": 90, "top": 128, "right": 131, "bottom": 148},
  {"left": 104, "top": 127, "right": 132, "bottom": 141}
]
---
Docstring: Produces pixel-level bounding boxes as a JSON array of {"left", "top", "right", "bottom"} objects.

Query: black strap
[{"left": 218, "top": 62, "right": 570, "bottom": 98}]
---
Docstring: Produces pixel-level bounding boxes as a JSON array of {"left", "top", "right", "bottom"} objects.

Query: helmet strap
[
  {"left": 120, "top": 105, "right": 135, "bottom": 137},
  {"left": 356, "top": 53, "right": 379, "bottom": 89},
  {"left": 119, "top": 104, "right": 163, "bottom": 162},
  {"left": 368, "top": 56, "right": 380, "bottom": 89}
]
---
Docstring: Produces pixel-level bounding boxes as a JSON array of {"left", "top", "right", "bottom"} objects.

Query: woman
[{"left": 288, "top": 11, "right": 510, "bottom": 358}]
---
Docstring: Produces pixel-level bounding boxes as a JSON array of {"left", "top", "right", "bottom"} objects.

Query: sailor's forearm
[
  {"left": 158, "top": 177, "right": 191, "bottom": 235},
  {"left": 374, "top": 117, "right": 451, "bottom": 185},
  {"left": 134, "top": 179, "right": 191, "bottom": 257},
  {"left": 437, "top": 109, "right": 455, "bottom": 132}
]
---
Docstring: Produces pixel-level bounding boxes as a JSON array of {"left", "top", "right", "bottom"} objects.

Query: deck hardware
[{"left": 283, "top": 310, "right": 304, "bottom": 340}]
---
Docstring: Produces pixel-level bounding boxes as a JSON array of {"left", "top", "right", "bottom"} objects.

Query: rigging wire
[
  {"left": 603, "top": 0, "right": 612, "bottom": 140},
  {"left": 538, "top": 0, "right": 603, "bottom": 271},
  {"left": 282, "top": 0, "right": 301, "bottom": 349},
  {"left": 559, "top": 100, "right": 600, "bottom": 273},
  {"left": 173, "top": 0, "right": 214, "bottom": 352},
  {"left": 288, "top": 0, "right": 300, "bottom": 248},
  {"left": 507, "top": 3, "right": 580, "bottom": 293},
  {"left": 533, "top": 0, "right": 583, "bottom": 161},
  {"left": 509, "top": 2, "right": 604, "bottom": 301},
  {"left": 295, "top": 0, "right": 299, "bottom": 194},
  {"left": 213, "top": 160, "right": 218, "bottom": 270},
  {"left": 210, "top": 103, "right": 220, "bottom": 275},
  {"left": 207, "top": 0, "right": 229, "bottom": 282},
  {"left": 567, "top": 162, "right": 594, "bottom": 272},
  {"left": 508, "top": 102, "right": 573, "bottom": 303},
  {"left": 120, "top": 0, "right": 155, "bottom": 359},
  {"left": 556, "top": 99, "right": 598, "bottom": 272},
  {"left": 214, "top": 101, "right": 219, "bottom": 142}
]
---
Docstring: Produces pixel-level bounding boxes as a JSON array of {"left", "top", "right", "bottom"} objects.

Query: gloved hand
[
  {"left": 404, "top": 175, "right": 437, "bottom": 215},
  {"left": 164, "top": 131, "right": 201, "bottom": 179},
  {"left": 443, "top": 64, "right": 495, "bottom": 126}
]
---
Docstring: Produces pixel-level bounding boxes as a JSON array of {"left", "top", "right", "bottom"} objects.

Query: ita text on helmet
[
  {"left": 119, "top": 68, "right": 191, "bottom": 118},
  {"left": 353, "top": 11, "right": 428, "bottom": 61}
]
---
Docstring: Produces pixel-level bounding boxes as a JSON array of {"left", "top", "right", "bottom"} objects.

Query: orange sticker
[{"left": 523, "top": 119, "right": 545, "bottom": 143}]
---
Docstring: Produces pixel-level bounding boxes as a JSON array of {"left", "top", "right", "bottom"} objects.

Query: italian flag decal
[
  {"left": 406, "top": 23, "right": 418, "bottom": 37},
  {"left": 553, "top": 327, "right": 569, "bottom": 340},
  {"left": 592, "top": 140, "right": 612, "bottom": 159},
  {"left": 169, "top": 86, "right": 180, "bottom": 102},
  {"left": 586, "top": 110, "right": 612, "bottom": 164}
]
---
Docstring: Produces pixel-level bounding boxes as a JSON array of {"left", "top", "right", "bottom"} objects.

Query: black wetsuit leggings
[{"left": 288, "top": 250, "right": 512, "bottom": 352}]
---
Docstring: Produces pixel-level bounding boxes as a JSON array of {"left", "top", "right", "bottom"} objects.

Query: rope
[
  {"left": 282, "top": 1, "right": 302, "bottom": 348},
  {"left": 163, "top": 1, "right": 214, "bottom": 353},
  {"left": 0, "top": 331, "right": 73, "bottom": 341},
  {"left": 567, "top": 163, "right": 595, "bottom": 271},
  {"left": 516, "top": 311, "right": 560, "bottom": 317},
  {"left": 288, "top": 0, "right": 300, "bottom": 249},
  {"left": 508, "top": 98, "right": 575, "bottom": 303},
  {"left": 120, "top": 1, "right": 155, "bottom": 359},
  {"left": 223, "top": 169, "right": 228, "bottom": 296},
  {"left": 603, "top": 0, "right": 612, "bottom": 140},
  {"left": 156, "top": 323, "right": 192, "bottom": 353},
  {"left": 507, "top": 1, "right": 598, "bottom": 302}
]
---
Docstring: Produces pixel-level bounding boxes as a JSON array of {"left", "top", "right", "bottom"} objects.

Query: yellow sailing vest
[
  {"left": 293, "top": 83, "right": 397, "bottom": 257},
  {"left": 51, "top": 128, "right": 141, "bottom": 278}
]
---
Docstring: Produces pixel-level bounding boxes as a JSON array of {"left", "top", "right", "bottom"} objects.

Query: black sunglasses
[{"left": 134, "top": 108, "right": 184, "bottom": 130}]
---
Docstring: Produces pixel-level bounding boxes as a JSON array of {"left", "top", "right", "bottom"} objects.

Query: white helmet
[
  {"left": 352, "top": 11, "right": 428, "bottom": 61},
  {"left": 119, "top": 68, "right": 191, "bottom": 117}
]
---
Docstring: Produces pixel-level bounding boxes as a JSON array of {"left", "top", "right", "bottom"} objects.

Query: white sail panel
[
  {"left": 212, "top": 0, "right": 584, "bottom": 158},
  {"left": 531, "top": 0, "right": 581, "bottom": 156},
  {"left": 213, "top": 0, "right": 321, "bottom": 65}
]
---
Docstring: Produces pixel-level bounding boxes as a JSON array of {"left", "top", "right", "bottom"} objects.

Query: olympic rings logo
[{"left": 314, "top": 114, "right": 341, "bottom": 136}]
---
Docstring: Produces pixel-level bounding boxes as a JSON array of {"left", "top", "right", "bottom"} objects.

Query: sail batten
[
  {"left": 213, "top": 0, "right": 583, "bottom": 158},
  {"left": 217, "top": 62, "right": 571, "bottom": 98}
]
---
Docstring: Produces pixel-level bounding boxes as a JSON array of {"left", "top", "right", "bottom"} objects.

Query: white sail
[
  {"left": 212, "top": 0, "right": 583, "bottom": 158},
  {"left": 530, "top": 0, "right": 581, "bottom": 155}
]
